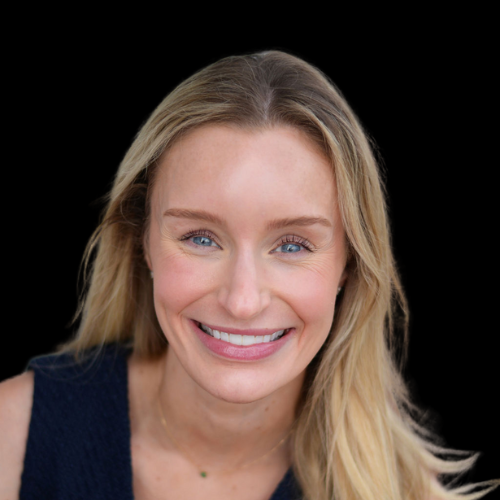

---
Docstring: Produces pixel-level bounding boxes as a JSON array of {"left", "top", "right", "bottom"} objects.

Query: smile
[{"left": 197, "top": 322, "right": 289, "bottom": 346}]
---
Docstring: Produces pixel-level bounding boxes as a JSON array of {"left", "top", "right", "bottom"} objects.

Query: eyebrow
[
  {"left": 266, "top": 216, "right": 332, "bottom": 230},
  {"left": 163, "top": 209, "right": 225, "bottom": 225},
  {"left": 163, "top": 209, "right": 332, "bottom": 230}
]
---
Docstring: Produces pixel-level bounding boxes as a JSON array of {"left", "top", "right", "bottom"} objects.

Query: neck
[{"left": 153, "top": 346, "right": 304, "bottom": 472}]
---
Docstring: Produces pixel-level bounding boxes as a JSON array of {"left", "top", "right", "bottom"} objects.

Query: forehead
[{"left": 152, "top": 125, "right": 337, "bottom": 222}]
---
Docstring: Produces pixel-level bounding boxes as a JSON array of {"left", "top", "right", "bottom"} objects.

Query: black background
[{"left": 3, "top": 12, "right": 498, "bottom": 489}]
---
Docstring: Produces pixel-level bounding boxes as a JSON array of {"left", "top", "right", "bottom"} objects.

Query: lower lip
[{"left": 190, "top": 320, "right": 294, "bottom": 361}]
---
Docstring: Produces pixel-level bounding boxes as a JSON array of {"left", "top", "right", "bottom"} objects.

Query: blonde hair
[{"left": 59, "top": 51, "right": 498, "bottom": 500}]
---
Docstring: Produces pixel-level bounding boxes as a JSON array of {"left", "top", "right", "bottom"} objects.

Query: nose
[{"left": 217, "top": 251, "right": 270, "bottom": 320}]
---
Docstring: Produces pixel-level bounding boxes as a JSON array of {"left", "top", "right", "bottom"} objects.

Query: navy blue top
[{"left": 20, "top": 343, "right": 302, "bottom": 499}]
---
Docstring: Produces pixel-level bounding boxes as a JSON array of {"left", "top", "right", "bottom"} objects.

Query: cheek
[
  {"left": 274, "top": 263, "right": 338, "bottom": 329},
  {"left": 153, "top": 253, "right": 217, "bottom": 314},
  {"left": 294, "top": 283, "right": 336, "bottom": 362}
]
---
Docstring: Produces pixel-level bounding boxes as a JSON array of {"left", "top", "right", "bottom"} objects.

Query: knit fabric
[{"left": 20, "top": 343, "right": 302, "bottom": 499}]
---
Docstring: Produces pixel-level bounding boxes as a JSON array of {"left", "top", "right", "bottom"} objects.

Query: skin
[
  {"left": 130, "top": 125, "right": 348, "bottom": 498},
  {"left": 0, "top": 124, "right": 441, "bottom": 499}
]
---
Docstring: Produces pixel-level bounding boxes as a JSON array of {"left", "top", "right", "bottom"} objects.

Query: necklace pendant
[{"left": 200, "top": 471, "right": 207, "bottom": 478}]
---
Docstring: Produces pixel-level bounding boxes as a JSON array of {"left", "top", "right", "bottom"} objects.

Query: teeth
[
  {"left": 241, "top": 335, "right": 254, "bottom": 346},
  {"left": 229, "top": 334, "right": 242, "bottom": 346},
  {"left": 198, "top": 323, "right": 287, "bottom": 346}
]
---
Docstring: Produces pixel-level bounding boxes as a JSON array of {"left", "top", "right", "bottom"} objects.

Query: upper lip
[{"left": 194, "top": 320, "right": 290, "bottom": 336}]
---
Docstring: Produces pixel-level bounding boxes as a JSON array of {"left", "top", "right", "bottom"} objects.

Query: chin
[
  {"left": 198, "top": 374, "right": 276, "bottom": 405},
  {"left": 215, "top": 391, "right": 266, "bottom": 405}
]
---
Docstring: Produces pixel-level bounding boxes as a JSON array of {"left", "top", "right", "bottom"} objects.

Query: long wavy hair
[{"left": 58, "top": 51, "right": 498, "bottom": 500}]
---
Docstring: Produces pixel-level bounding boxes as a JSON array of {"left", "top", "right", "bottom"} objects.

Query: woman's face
[{"left": 146, "top": 125, "right": 347, "bottom": 404}]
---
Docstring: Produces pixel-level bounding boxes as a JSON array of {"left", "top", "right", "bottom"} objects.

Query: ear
[
  {"left": 143, "top": 228, "right": 152, "bottom": 271},
  {"left": 339, "top": 268, "right": 348, "bottom": 289}
]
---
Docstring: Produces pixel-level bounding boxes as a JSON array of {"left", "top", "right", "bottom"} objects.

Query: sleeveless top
[{"left": 20, "top": 343, "right": 302, "bottom": 500}]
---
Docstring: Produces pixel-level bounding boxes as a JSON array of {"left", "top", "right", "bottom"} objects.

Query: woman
[{"left": 0, "top": 51, "right": 497, "bottom": 500}]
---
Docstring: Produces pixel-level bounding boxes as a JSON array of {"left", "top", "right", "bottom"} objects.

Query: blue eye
[
  {"left": 272, "top": 235, "right": 313, "bottom": 255},
  {"left": 180, "top": 230, "right": 221, "bottom": 250},
  {"left": 192, "top": 236, "right": 216, "bottom": 247},
  {"left": 278, "top": 243, "right": 302, "bottom": 253}
]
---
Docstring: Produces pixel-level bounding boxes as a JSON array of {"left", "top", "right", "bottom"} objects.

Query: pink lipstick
[{"left": 190, "top": 320, "right": 294, "bottom": 361}]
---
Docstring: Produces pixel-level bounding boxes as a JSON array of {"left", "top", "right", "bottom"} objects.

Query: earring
[
  {"left": 337, "top": 286, "right": 342, "bottom": 295},
  {"left": 150, "top": 271, "right": 154, "bottom": 279}
]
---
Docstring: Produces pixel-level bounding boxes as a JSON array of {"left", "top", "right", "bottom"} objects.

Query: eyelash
[
  {"left": 276, "top": 235, "right": 315, "bottom": 252},
  {"left": 179, "top": 229, "right": 315, "bottom": 252}
]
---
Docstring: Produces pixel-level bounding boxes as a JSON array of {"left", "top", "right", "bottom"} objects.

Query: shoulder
[
  {"left": 0, "top": 344, "right": 132, "bottom": 498},
  {"left": 0, "top": 371, "right": 35, "bottom": 499}
]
